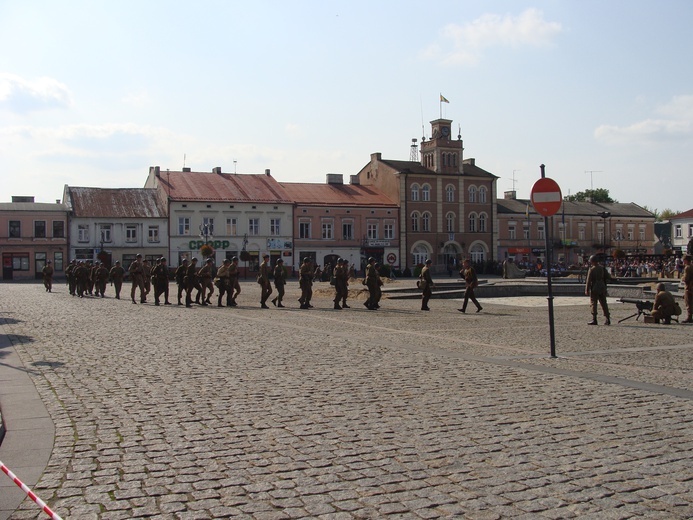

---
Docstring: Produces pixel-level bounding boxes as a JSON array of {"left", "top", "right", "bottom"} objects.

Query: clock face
[{"left": 441, "top": 126, "right": 450, "bottom": 137}]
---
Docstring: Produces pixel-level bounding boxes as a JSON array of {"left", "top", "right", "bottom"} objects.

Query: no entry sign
[{"left": 530, "top": 177, "right": 563, "bottom": 217}]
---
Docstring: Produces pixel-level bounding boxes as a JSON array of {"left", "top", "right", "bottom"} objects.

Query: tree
[
  {"left": 641, "top": 205, "right": 660, "bottom": 221},
  {"left": 659, "top": 208, "right": 680, "bottom": 221},
  {"left": 563, "top": 188, "right": 616, "bottom": 203}
]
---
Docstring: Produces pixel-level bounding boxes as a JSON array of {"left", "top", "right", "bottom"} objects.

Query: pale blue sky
[{"left": 1, "top": 1, "right": 692, "bottom": 213}]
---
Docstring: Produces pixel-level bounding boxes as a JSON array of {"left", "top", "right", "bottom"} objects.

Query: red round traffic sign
[{"left": 530, "top": 177, "right": 563, "bottom": 217}]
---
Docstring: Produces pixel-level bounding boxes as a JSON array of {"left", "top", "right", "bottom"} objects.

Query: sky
[{"left": 1, "top": 1, "right": 692, "bottom": 214}]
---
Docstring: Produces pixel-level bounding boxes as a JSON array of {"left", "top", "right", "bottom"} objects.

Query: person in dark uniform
[
  {"left": 420, "top": 259, "right": 433, "bottom": 311},
  {"left": 459, "top": 259, "right": 482, "bottom": 313},
  {"left": 228, "top": 256, "right": 241, "bottom": 306},
  {"left": 271, "top": 258, "right": 286, "bottom": 307},
  {"left": 66, "top": 259, "right": 77, "bottom": 296},
  {"left": 585, "top": 254, "right": 610, "bottom": 325},
  {"left": 682, "top": 255, "right": 692, "bottom": 323},
  {"left": 215, "top": 258, "right": 232, "bottom": 307},
  {"left": 175, "top": 259, "right": 188, "bottom": 305},
  {"left": 184, "top": 257, "right": 200, "bottom": 308},
  {"left": 333, "top": 258, "right": 348, "bottom": 310},
  {"left": 142, "top": 259, "right": 152, "bottom": 302},
  {"left": 258, "top": 254, "right": 272, "bottom": 309},
  {"left": 75, "top": 261, "right": 89, "bottom": 298},
  {"left": 129, "top": 254, "right": 146, "bottom": 304},
  {"left": 151, "top": 257, "right": 171, "bottom": 306},
  {"left": 42, "top": 260, "right": 54, "bottom": 292},
  {"left": 298, "top": 257, "right": 314, "bottom": 309},
  {"left": 95, "top": 262, "right": 109, "bottom": 297},
  {"left": 651, "top": 282, "right": 676, "bottom": 324},
  {"left": 340, "top": 260, "right": 351, "bottom": 308},
  {"left": 197, "top": 258, "right": 214, "bottom": 305},
  {"left": 364, "top": 257, "right": 379, "bottom": 310},
  {"left": 109, "top": 261, "right": 125, "bottom": 299}
]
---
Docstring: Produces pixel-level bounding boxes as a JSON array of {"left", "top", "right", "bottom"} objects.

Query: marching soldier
[
  {"left": 175, "top": 259, "right": 188, "bottom": 305},
  {"left": 271, "top": 258, "right": 287, "bottom": 307},
  {"left": 197, "top": 258, "right": 214, "bottom": 305},
  {"left": 129, "top": 254, "right": 146, "bottom": 304},
  {"left": 42, "top": 260, "right": 54, "bottom": 292},
  {"left": 333, "top": 258, "right": 347, "bottom": 310},
  {"left": 215, "top": 258, "right": 232, "bottom": 307},
  {"left": 259, "top": 254, "right": 272, "bottom": 309},
  {"left": 66, "top": 259, "right": 77, "bottom": 296},
  {"left": 109, "top": 261, "right": 125, "bottom": 299},
  {"left": 585, "top": 255, "right": 610, "bottom": 325},
  {"left": 185, "top": 257, "right": 200, "bottom": 308},
  {"left": 228, "top": 256, "right": 241, "bottom": 306},
  {"left": 459, "top": 259, "right": 482, "bottom": 313},
  {"left": 340, "top": 260, "right": 351, "bottom": 308},
  {"left": 364, "top": 257, "right": 378, "bottom": 310},
  {"left": 683, "top": 255, "right": 692, "bottom": 323},
  {"left": 420, "top": 259, "right": 433, "bottom": 311},
  {"left": 88, "top": 261, "right": 97, "bottom": 295},
  {"left": 75, "top": 261, "right": 89, "bottom": 298},
  {"left": 95, "top": 262, "right": 109, "bottom": 297},
  {"left": 152, "top": 257, "right": 171, "bottom": 306},
  {"left": 142, "top": 259, "right": 152, "bottom": 301},
  {"left": 298, "top": 257, "right": 314, "bottom": 309}
]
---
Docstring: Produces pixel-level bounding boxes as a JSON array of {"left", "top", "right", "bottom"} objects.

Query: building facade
[
  {"left": 145, "top": 166, "right": 294, "bottom": 274},
  {"left": 356, "top": 118, "right": 497, "bottom": 272},
  {"left": 0, "top": 196, "right": 68, "bottom": 280},
  {"left": 497, "top": 191, "right": 656, "bottom": 265},
  {"left": 669, "top": 209, "right": 693, "bottom": 256},
  {"left": 280, "top": 174, "right": 399, "bottom": 272},
  {"left": 63, "top": 187, "right": 168, "bottom": 268}
]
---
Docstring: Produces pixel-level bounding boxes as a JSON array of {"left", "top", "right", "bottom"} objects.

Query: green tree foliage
[
  {"left": 659, "top": 208, "right": 680, "bottom": 221},
  {"left": 563, "top": 188, "right": 616, "bottom": 203}
]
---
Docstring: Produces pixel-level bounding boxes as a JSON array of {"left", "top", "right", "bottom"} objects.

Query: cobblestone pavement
[{"left": 1, "top": 280, "right": 693, "bottom": 519}]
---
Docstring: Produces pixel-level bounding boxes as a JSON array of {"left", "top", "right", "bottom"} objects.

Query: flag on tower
[{"left": 440, "top": 94, "right": 450, "bottom": 103}]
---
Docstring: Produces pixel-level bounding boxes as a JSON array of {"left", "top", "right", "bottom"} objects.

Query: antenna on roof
[
  {"left": 183, "top": 154, "right": 186, "bottom": 169},
  {"left": 233, "top": 160, "right": 237, "bottom": 174}
]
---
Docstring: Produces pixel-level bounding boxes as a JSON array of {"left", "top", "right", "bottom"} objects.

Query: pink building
[{"left": 0, "top": 196, "right": 68, "bottom": 281}]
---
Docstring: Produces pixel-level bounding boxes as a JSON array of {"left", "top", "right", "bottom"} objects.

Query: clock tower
[{"left": 420, "top": 118, "right": 464, "bottom": 174}]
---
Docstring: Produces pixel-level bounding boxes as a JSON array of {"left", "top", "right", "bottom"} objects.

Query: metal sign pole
[{"left": 539, "top": 164, "right": 558, "bottom": 358}]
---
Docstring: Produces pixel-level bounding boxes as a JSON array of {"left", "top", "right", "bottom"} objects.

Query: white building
[
  {"left": 145, "top": 166, "right": 294, "bottom": 273},
  {"left": 63, "top": 186, "right": 168, "bottom": 268},
  {"left": 670, "top": 209, "right": 693, "bottom": 255}
]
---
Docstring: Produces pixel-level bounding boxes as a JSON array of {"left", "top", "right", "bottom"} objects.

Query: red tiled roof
[
  {"left": 280, "top": 182, "right": 398, "bottom": 207},
  {"left": 670, "top": 209, "right": 693, "bottom": 220},
  {"left": 158, "top": 171, "right": 293, "bottom": 203},
  {"left": 67, "top": 187, "right": 167, "bottom": 218}
]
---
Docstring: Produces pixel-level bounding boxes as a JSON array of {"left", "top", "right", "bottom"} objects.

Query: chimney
[
  {"left": 350, "top": 175, "right": 360, "bottom": 185},
  {"left": 326, "top": 173, "right": 343, "bottom": 185},
  {"left": 56, "top": 199, "right": 60, "bottom": 204},
  {"left": 265, "top": 169, "right": 271, "bottom": 176},
  {"left": 371, "top": 152, "right": 382, "bottom": 162},
  {"left": 182, "top": 167, "right": 191, "bottom": 172},
  {"left": 212, "top": 167, "right": 222, "bottom": 174},
  {"left": 11, "top": 196, "right": 34, "bottom": 203},
  {"left": 504, "top": 190, "right": 516, "bottom": 200},
  {"left": 149, "top": 166, "right": 161, "bottom": 177}
]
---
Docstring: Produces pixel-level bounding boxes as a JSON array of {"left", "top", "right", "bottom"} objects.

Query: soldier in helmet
[
  {"left": 42, "top": 260, "right": 54, "bottom": 292},
  {"left": 198, "top": 258, "right": 214, "bottom": 305},
  {"left": 299, "top": 257, "right": 314, "bottom": 309},
  {"left": 340, "top": 260, "right": 351, "bottom": 308},
  {"left": 258, "top": 254, "right": 272, "bottom": 309},
  {"left": 272, "top": 258, "right": 287, "bottom": 307},
  {"left": 215, "top": 258, "right": 232, "bottom": 307},
  {"left": 175, "top": 258, "right": 188, "bottom": 305},
  {"left": 184, "top": 257, "right": 200, "bottom": 308},
  {"left": 364, "top": 257, "right": 379, "bottom": 310},
  {"left": 95, "top": 261, "right": 109, "bottom": 297},
  {"left": 228, "top": 256, "right": 241, "bottom": 306},
  {"left": 333, "top": 258, "right": 348, "bottom": 310},
  {"left": 585, "top": 254, "right": 611, "bottom": 325},
  {"left": 151, "top": 257, "right": 171, "bottom": 306},
  {"left": 109, "top": 260, "right": 125, "bottom": 299},
  {"left": 420, "top": 259, "right": 433, "bottom": 311},
  {"left": 129, "top": 254, "right": 146, "bottom": 304}
]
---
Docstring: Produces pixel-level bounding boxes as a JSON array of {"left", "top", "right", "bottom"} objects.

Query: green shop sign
[{"left": 188, "top": 240, "right": 230, "bottom": 250}]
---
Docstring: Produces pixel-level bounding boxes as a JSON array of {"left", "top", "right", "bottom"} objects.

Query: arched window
[
  {"left": 446, "top": 212, "right": 455, "bottom": 232},
  {"left": 470, "top": 244, "right": 485, "bottom": 263},
  {"left": 422, "top": 212, "right": 431, "bottom": 232},
  {"left": 468, "top": 186, "right": 477, "bottom": 203},
  {"left": 445, "top": 184, "right": 455, "bottom": 202},
  {"left": 479, "top": 186, "right": 487, "bottom": 203},
  {"left": 468, "top": 212, "right": 478, "bottom": 232},
  {"left": 411, "top": 212, "right": 420, "bottom": 232},
  {"left": 412, "top": 244, "right": 430, "bottom": 266},
  {"left": 478, "top": 213, "right": 487, "bottom": 232},
  {"left": 411, "top": 184, "right": 420, "bottom": 201},
  {"left": 453, "top": 154, "right": 457, "bottom": 167},
  {"left": 421, "top": 184, "right": 431, "bottom": 201}
]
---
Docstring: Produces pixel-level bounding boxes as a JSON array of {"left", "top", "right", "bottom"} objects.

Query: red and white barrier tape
[{"left": 0, "top": 460, "right": 63, "bottom": 520}]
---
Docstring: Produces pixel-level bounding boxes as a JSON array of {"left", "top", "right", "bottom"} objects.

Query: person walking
[
  {"left": 198, "top": 258, "right": 214, "bottom": 305},
  {"left": 175, "top": 259, "right": 188, "bottom": 305},
  {"left": 42, "top": 260, "right": 54, "bottom": 292},
  {"left": 682, "top": 255, "right": 692, "bottom": 323},
  {"left": 340, "top": 260, "right": 351, "bottom": 308},
  {"left": 228, "top": 256, "right": 241, "bottom": 306},
  {"left": 129, "top": 254, "right": 146, "bottom": 304},
  {"left": 258, "top": 254, "right": 273, "bottom": 309},
  {"left": 585, "top": 254, "right": 611, "bottom": 325},
  {"left": 271, "top": 258, "right": 287, "bottom": 307},
  {"left": 459, "top": 259, "right": 482, "bottom": 313},
  {"left": 109, "top": 261, "right": 125, "bottom": 299},
  {"left": 215, "top": 258, "right": 232, "bottom": 307},
  {"left": 298, "top": 257, "right": 314, "bottom": 309},
  {"left": 95, "top": 262, "right": 109, "bottom": 297},
  {"left": 151, "top": 257, "right": 171, "bottom": 306},
  {"left": 364, "top": 257, "right": 379, "bottom": 310},
  {"left": 333, "top": 258, "right": 347, "bottom": 310},
  {"left": 184, "top": 257, "right": 200, "bottom": 308},
  {"left": 420, "top": 259, "right": 433, "bottom": 311}
]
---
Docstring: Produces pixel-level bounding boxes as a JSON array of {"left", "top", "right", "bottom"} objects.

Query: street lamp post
[
  {"left": 199, "top": 223, "right": 214, "bottom": 260},
  {"left": 598, "top": 211, "right": 611, "bottom": 254}
]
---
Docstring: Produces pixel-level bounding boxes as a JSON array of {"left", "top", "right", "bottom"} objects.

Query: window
[
  {"left": 559, "top": 223, "right": 566, "bottom": 240},
  {"left": 100, "top": 224, "right": 112, "bottom": 243},
  {"left": 148, "top": 226, "right": 159, "bottom": 243},
  {"left": 479, "top": 213, "right": 487, "bottom": 233},
  {"left": 270, "top": 218, "right": 281, "bottom": 236},
  {"left": 342, "top": 222, "right": 353, "bottom": 240},
  {"left": 248, "top": 218, "right": 259, "bottom": 235},
  {"left": 178, "top": 217, "right": 190, "bottom": 235},
  {"left": 9, "top": 220, "right": 20, "bottom": 238},
  {"left": 422, "top": 212, "right": 431, "bottom": 232},
  {"left": 675, "top": 224, "right": 682, "bottom": 238},
  {"left": 299, "top": 221, "right": 311, "bottom": 239},
  {"left": 578, "top": 226, "right": 586, "bottom": 240},
  {"left": 322, "top": 221, "right": 334, "bottom": 239},
  {"left": 54, "top": 252, "right": 63, "bottom": 271},
  {"left": 226, "top": 217, "right": 237, "bottom": 236},
  {"left": 10, "top": 254, "right": 30, "bottom": 270},
  {"left": 367, "top": 223, "right": 378, "bottom": 239},
  {"left": 34, "top": 221, "right": 46, "bottom": 238},
  {"left": 412, "top": 244, "right": 430, "bottom": 266},
  {"left": 509, "top": 225, "right": 516, "bottom": 240},
  {"left": 640, "top": 227, "right": 646, "bottom": 241},
  {"left": 384, "top": 222, "right": 394, "bottom": 240},
  {"left": 78, "top": 224, "right": 89, "bottom": 242},
  {"left": 52, "top": 221, "right": 65, "bottom": 238},
  {"left": 446, "top": 212, "right": 455, "bottom": 233},
  {"left": 125, "top": 225, "right": 137, "bottom": 242},
  {"left": 538, "top": 224, "right": 545, "bottom": 240},
  {"left": 446, "top": 185, "right": 455, "bottom": 202},
  {"left": 627, "top": 229, "right": 634, "bottom": 241},
  {"left": 468, "top": 186, "right": 477, "bottom": 203},
  {"left": 411, "top": 184, "right": 420, "bottom": 201},
  {"left": 523, "top": 225, "right": 530, "bottom": 240},
  {"left": 421, "top": 184, "right": 431, "bottom": 202},
  {"left": 470, "top": 244, "right": 485, "bottom": 263},
  {"left": 468, "top": 213, "right": 477, "bottom": 232},
  {"left": 479, "top": 186, "right": 487, "bottom": 203},
  {"left": 411, "top": 212, "right": 420, "bottom": 232},
  {"left": 689, "top": 224, "right": 693, "bottom": 238}
]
